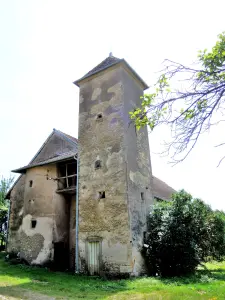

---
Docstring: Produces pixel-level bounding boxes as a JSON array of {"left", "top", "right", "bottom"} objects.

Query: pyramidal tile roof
[
  {"left": 83, "top": 55, "right": 122, "bottom": 79},
  {"left": 74, "top": 55, "right": 122, "bottom": 85},
  {"left": 74, "top": 54, "right": 148, "bottom": 89}
]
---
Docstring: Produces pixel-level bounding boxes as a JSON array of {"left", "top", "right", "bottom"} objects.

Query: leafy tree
[
  {"left": 0, "top": 176, "right": 13, "bottom": 207},
  {"left": 0, "top": 176, "right": 14, "bottom": 250},
  {"left": 143, "top": 190, "right": 225, "bottom": 277},
  {"left": 130, "top": 32, "right": 225, "bottom": 164}
]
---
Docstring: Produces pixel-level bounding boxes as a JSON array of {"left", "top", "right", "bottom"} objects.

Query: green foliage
[
  {"left": 0, "top": 176, "right": 14, "bottom": 207},
  {"left": 130, "top": 32, "right": 225, "bottom": 163},
  {"left": 198, "top": 32, "right": 225, "bottom": 83},
  {"left": 129, "top": 75, "right": 169, "bottom": 130},
  {"left": 0, "top": 176, "right": 14, "bottom": 249},
  {"left": 143, "top": 191, "right": 225, "bottom": 277}
]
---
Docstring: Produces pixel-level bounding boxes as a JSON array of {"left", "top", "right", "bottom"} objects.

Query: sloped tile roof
[
  {"left": 79, "top": 55, "right": 122, "bottom": 81},
  {"left": 12, "top": 150, "right": 77, "bottom": 173},
  {"left": 152, "top": 176, "right": 176, "bottom": 201},
  {"left": 56, "top": 130, "right": 78, "bottom": 144},
  {"left": 12, "top": 129, "right": 78, "bottom": 173},
  {"left": 74, "top": 55, "right": 148, "bottom": 89}
]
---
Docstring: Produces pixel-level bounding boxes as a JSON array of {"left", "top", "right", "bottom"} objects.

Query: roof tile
[
  {"left": 152, "top": 176, "right": 176, "bottom": 201},
  {"left": 74, "top": 55, "right": 122, "bottom": 85}
]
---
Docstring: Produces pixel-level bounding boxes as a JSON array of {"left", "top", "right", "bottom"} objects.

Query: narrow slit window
[
  {"left": 97, "top": 113, "right": 103, "bottom": 120},
  {"left": 143, "top": 231, "right": 147, "bottom": 242},
  {"left": 29, "top": 180, "right": 33, "bottom": 187},
  {"left": 141, "top": 192, "right": 145, "bottom": 201},
  {"left": 95, "top": 160, "right": 101, "bottom": 169},
  {"left": 31, "top": 220, "right": 37, "bottom": 229},
  {"left": 96, "top": 113, "right": 103, "bottom": 122},
  {"left": 99, "top": 191, "right": 105, "bottom": 199}
]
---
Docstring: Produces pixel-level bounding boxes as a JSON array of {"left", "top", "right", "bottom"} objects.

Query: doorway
[{"left": 87, "top": 240, "right": 101, "bottom": 275}]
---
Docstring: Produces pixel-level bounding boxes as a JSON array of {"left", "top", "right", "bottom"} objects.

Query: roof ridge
[
  {"left": 73, "top": 55, "right": 149, "bottom": 89},
  {"left": 74, "top": 55, "right": 122, "bottom": 86},
  {"left": 27, "top": 129, "right": 77, "bottom": 168},
  {"left": 28, "top": 130, "right": 55, "bottom": 165},
  {"left": 54, "top": 129, "right": 78, "bottom": 144}
]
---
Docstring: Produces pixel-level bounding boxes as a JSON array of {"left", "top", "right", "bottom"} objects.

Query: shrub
[
  {"left": 143, "top": 190, "right": 225, "bottom": 277},
  {"left": 0, "top": 176, "right": 14, "bottom": 250},
  {"left": 0, "top": 205, "right": 8, "bottom": 250}
]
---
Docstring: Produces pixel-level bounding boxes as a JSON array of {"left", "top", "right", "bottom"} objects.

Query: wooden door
[{"left": 87, "top": 241, "right": 100, "bottom": 275}]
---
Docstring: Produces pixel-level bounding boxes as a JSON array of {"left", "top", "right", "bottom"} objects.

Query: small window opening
[
  {"left": 141, "top": 192, "right": 145, "bottom": 201},
  {"left": 29, "top": 180, "right": 33, "bottom": 187},
  {"left": 143, "top": 231, "right": 147, "bottom": 242},
  {"left": 95, "top": 160, "right": 101, "bottom": 169},
  {"left": 31, "top": 220, "right": 37, "bottom": 229},
  {"left": 96, "top": 113, "right": 103, "bottom": 120},
  {"left": 98, "top": 191, "right": 105, "bottom": 199}
]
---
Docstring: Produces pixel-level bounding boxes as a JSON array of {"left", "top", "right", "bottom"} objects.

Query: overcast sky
[{"left": 0, "top": 0, "right": 225, "bottom": 209}]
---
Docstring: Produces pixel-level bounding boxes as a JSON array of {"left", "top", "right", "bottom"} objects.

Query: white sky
[{"left": 0, "top": 0, "right": 225, "bottom": 210}]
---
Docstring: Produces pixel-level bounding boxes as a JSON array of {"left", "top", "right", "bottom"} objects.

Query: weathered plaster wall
[
  {"left": 53, "top": 192, "right": 70, "bottom": 245},
  {"left": 78, "top": 65, "right": 153, "bottom": 275},
  {"left": 78, "top": 66, "right": 137, "bottom": 275},
  {"left": 122, "top": 68, "right": 153, "bottom": 274},
  {"left": 8, "top": 164, "right": 71, "bottom": 265},
  {"left": 52, "top": 189, "right": 71, "bottom": 270},
  {"left": 19, "top": 165, "right": 56, "bottom": 264},
  {"left": 7, "top": 175, "right": 26, "bottom": 253}
]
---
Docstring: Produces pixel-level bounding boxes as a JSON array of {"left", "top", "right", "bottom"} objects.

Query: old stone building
[{"left": 6, "top": 55, "right": 175, "bottom": 276}]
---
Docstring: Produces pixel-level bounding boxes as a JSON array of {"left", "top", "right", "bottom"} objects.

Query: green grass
[{"left": 0, "top": 253, "right": 225, "bottom": 299}]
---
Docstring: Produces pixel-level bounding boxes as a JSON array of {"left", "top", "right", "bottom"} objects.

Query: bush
[
  {"left": 0, "top": 176, "right": 14, "bottom": 250},
  {"left": 0, "top": 205, "right": 8, "bottom": 250},
  {"left": 143, "top": 190, "right": 225, "bottom": 277}
]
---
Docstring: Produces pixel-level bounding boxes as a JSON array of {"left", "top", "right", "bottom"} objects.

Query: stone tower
[{"left": 74, "top": 55, "right": 153, "bottom": 276}]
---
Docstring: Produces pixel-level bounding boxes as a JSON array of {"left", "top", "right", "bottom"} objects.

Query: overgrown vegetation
[
  {"left": 143, "top": 190, "right": 225, "bottom": 277},
  {"left": 130, "top": 32, "right": 225, "bottom": 164},
  {"left": 0, "top": 253, "right": 225, "bottom": 299},
  {"left": 0, "top": 176, "right": 14, "bottom": 250}
]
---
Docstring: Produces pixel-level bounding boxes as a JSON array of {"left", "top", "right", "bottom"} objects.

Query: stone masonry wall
[
  {"left": 122, "top": 68, "right": 154, "bottom": 275},
  {"left": 7, "top": 175, "right": 26, "bottom": 253},
  {"left": 78, "top": 67, "right": 132, "bottom": 275}
]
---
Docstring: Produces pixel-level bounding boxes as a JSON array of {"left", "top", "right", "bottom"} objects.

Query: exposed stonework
[{"left": 7, "top": 175, "right": 26, "bottom": 253}]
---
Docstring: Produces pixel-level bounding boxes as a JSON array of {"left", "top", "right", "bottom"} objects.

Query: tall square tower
[{"left": 74, "top": 55, "right": 153, "bottom": 275}]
